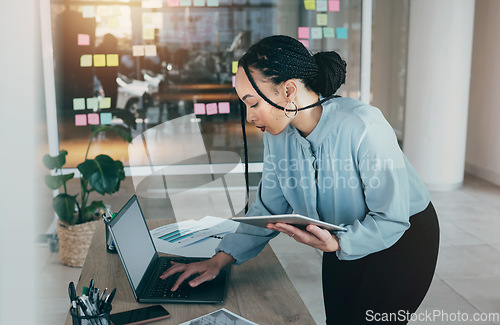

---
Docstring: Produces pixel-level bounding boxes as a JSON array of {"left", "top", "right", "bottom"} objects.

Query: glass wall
[{"left": 48, "top": 0, "right": 363, "bottom": 168}]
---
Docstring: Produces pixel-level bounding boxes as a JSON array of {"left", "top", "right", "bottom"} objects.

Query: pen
[
  {"left": 101, "top": 288, "right": 116, "bottom": 313},
  {"left": 78, "top": 296, "right": 98, "bottom": 325},
  {"left": 89, "top": 279, "right": 95, "bottom": 304},
  {"left": 68, "top": 282, "right": 78, "bottom": 313}
]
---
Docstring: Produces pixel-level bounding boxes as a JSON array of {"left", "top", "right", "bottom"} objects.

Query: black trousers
[{"left": 322, "top": 203, "right": 440, "bottom": 325}]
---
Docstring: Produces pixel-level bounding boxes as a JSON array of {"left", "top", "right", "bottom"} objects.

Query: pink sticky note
[
  {"left": 75, "top": 114, "right": 87, "bottom": 126},
  {"left": 168, "top": 0, "right": 180, "bottom": 6},
  {"left": 329, "top": 0, "right": 340, "bottom": 12},
  {"left": 298, "top": 27, "right": 310, "bottom": 39},
  {"left": 232, "top": 75, "right": 236, "bottom": 87},
  {"left": 218, "top": 102, "right": 230, "bottom": 114},
  {"left": 78, "top": 34, "right": 90, "bottom": 46},
  {"left": 206, "top": 103, "right": 218, "bottom": 115},
  {"left": 299, "top": 39, "right": 310, "bottom": 49},
  {"left": 194, "top": 103, "right": 206, "bottom": 115},
  {"left": 88, "top": 113, "right": 100, "bottom": 125}
]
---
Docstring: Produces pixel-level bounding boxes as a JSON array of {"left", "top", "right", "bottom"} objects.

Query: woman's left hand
[{"left": 267, "top": 222, "right": 340, "bottom": 252}]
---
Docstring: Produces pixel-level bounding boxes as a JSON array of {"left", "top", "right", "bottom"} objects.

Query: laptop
[{"left": 106, "top": 195, "right": 230, "bottom": 304}]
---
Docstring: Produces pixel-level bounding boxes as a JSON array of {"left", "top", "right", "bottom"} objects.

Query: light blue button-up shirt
[{"left": 216, "top": 97, "right": 430, "bottom": 263}]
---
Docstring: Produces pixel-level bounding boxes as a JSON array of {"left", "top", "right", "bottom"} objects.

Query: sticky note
[
  {"left": 329, "top": 0, "right": 340, "bottom": 12},
  {"left": 133, "top": 45, "right": 145, "bottom": 57},
  {"left": 97, "top": 6, "right": 110, "bottom": 17},
  {"left": 82, "top": 6, "right": 95, "bottom": 18},
  {"left": 107, "top": 54, "right": 119, "bottom": 67},
  {"left": 207, "top": 0, "right": 219, "bottom": 7},
  {"left": 80, "top": 55, "right": 92, "bottom": 67},
  {"left": 206, "top": 103, "right": 218, "bottom": 115},
  {"left": 73, "top": 98, "right": 85, "bottom": 110},
  {"left": 218, "top": 102, "right": 230, "bottom": 114},
  {"left": 168, "top": 0, "right": 180, "bottom": 6},
  {"left": 94, "top": 54, "right": 106, "bottom": 67},
  {"left": 232, "top": 61, "right": 238, "bottom": 74},
  {"left": 143, "top": 13, "right": 153, "bottom": 25},
  {"left": 88, "top": 113, "right": 100, "bottom": 125},
  {"left": 152, "top": 12, "right": 163, "bottom": 28},
  {"left": 193, "top": 0, "right": 205, "bottom": 6},
  {"left": 316, "top": 0, "right": 328, "bottom": 11},
  {"left": 336, "top": 27, "right": 348, "bottom": 39},
  {"left": 108, "top": 17, "right": 119, "bottom": 29},
  {"left": 100, "top": 113, "right": 112, "bottom": 125},
  {"left": 78, "top": 34, "right": 90, "bottom": 46},
  {"left": 317, "top": 13, "right": 328, "bottom": 26},
  {"left": 143, "top": 28, "right": 155, "bottom": 40},
  {"left": 323, "top": 27, "right": 335, "bottom": 38},
  {"left": 299, "top": 39, "right": 310, "bottom": 49},
  {"left": 194, "top": 103, "right": 206, "bottom": 115},
  {"left": 304, "top": 0, "right": 316, "bottom": 10},
  {"left": 145, "top": 45, "right": 157, "bottom": 57},
  {"left": 180, "top": 0, "right": 192, "bottom": 6},
  {"left": 142, "top": 0, "right": 163, "bottom": 8},
  {"left": 87, "top": 98, "right": 98, "bottom": 110},
  {"left": 232, "top": 75, "right": 236, "bottom": 87},
  {"left": 111, "top": 6, "right": 122, "bottom": 16},
  {"left": 311, "top": 27, "right": 323, "bottom": 39},
  {"left": 99, "top": 97, "right": 111, "bottom": 109},
  {"left": 298, "top": 27, "right": 310, "bottom": 39},
  {"left": 75, "top": 114, "right": 87, "bottom": 126}
]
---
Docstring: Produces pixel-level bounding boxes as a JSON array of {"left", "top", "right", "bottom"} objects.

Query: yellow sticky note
[
  {"left": 80, "top": 55, "right": 92, "bottom": 67},
  {"left": 143, "top": 13, "right": 153, "bottom": 26},
  {"left": 111, "top": 6, "right": 122, "bottom": 16},
  {"left": 99, "top": 97, "right": 111, "bottom": 109},
  {"left": 143, "top": 28, "right": 155, "bottom": 40},
  {"left": 94, "top": 54, "right": 106, "bottom": 67},
  {"left": 97, "top": 6, "right": 110, "bottom": 17},
  {"left": 304, "top": 0, "right": 316, "bottom": 10},
  {"left": 107, "top": 54, "right": 119, "bottom": 67},
  {"left": 317, "top": 13, "right": 328, "bottom": 26},
  {"left": 108, "top": 17, "right": 119, "bottom": 29},
  {"left": 232, "top": 61, "right": 238, "bottom": 74}
]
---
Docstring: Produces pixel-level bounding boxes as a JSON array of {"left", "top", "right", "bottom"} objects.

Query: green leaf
[
  {"left": 107, "top": 108, "right": 137, "bottom": 130},
  {"left": 42, "top": 150, "right": 68, "bottom": 170},
  {"left": 82, "top": 200, "right": 106, "bottom": 223},
  {"left": 53, "top": 194, "right": 77, "bottom": 224},
  {"left": 114, "top": 160, "right": 125, "bottom": 192},
  {"left": 91, "top": 125, "right": 132, "bottom": 143},
  {"left": 44, "top": 173, "right": 74, "bottom": 190},
  {"left": 78, "top": 155, "right": 120, "bottom": 195}
]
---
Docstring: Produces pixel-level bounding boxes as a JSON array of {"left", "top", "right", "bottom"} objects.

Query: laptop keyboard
[{"left": 149, "top": 257, "right": 206, "bottom": 299}]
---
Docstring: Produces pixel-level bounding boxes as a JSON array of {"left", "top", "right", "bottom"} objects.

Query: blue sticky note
[
  {"left": 336, "top": 27, "right": 348, "bottom": 39},
  {"left": 100, "top": 113, "right": 112, "bottom": 125}
]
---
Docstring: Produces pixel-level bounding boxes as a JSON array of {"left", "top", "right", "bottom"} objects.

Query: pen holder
[{"left": 70, "top": 306, "right": 112, "bottom": 325}]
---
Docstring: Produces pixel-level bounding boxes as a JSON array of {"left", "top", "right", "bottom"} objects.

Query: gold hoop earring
[{"left": 284, "top": 101, "right": 298, "bottom": 118}]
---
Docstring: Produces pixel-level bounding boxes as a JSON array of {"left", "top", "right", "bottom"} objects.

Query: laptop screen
[{"left": 110, "top": 197, "right": 156, "bottom": 291}]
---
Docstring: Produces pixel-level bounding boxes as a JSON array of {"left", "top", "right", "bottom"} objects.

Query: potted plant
[{"left": 43, "top": 125, "right": 132, "bottom": 267}]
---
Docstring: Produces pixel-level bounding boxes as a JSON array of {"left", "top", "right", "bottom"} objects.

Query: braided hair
[{"left": 238, "top": 35, "right": 347, "bottom": 213}]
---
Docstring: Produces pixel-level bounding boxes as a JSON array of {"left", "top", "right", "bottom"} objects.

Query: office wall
[{"left": 465, "top": 0, "right": 500, "bottom": 187}]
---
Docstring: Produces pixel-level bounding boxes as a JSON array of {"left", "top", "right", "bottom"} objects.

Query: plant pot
[{"left": 57, "top": 220, "right": 100, "bottom": 267}]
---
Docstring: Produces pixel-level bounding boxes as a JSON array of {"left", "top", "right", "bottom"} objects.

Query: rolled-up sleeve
[
  {"left": 336, "top": 116, "right": 411, "bottom": 260},
  {"left": 215, "top": 135, "right": 292, "bottom": 265}
]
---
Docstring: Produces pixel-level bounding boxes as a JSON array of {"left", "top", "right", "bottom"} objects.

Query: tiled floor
[{"left": 36, "top": 174, "right": 500, "bottom": 324}]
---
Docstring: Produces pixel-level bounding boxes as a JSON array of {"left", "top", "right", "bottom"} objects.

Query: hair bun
[{"left": 310, "top": 51, "right": 347, "bottom": 97}]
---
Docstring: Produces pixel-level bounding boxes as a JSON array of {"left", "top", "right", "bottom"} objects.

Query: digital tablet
[{"left": 231, "top": 214, "right": 347, "bottom": 233}]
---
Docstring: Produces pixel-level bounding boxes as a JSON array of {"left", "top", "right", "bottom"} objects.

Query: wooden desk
[{"left": 65, "top": 221, "right": 315, "bottom": 324}]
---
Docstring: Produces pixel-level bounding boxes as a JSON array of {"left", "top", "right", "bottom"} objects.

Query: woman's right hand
[{"left": 159, "top": 252, "right": 236, "bottom": 291}]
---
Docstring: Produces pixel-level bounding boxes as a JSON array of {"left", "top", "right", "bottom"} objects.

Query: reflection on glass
[{"left": 50, "top": 0, "right": 362, "bottom": 167}]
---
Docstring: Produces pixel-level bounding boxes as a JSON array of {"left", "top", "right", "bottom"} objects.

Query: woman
[{"left": 160, "top": 35, "right": 439, "bottom": 324}]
